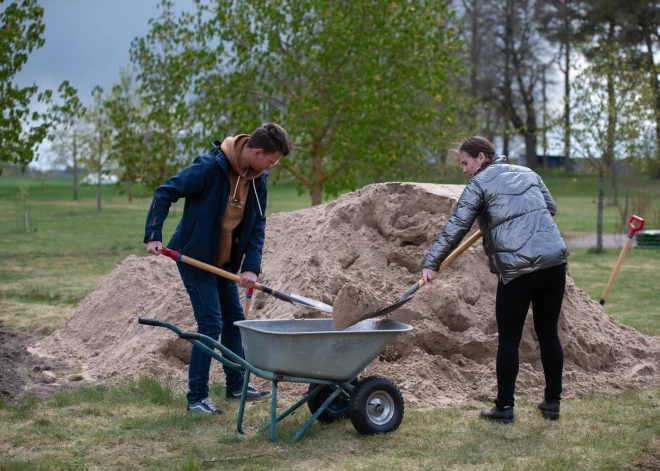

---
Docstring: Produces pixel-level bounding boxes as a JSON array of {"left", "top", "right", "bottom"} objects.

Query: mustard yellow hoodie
[{"left": 215, "top": 135, "right": 265, "bottom": 268}]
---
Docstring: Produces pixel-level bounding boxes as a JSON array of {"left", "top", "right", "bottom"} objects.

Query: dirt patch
[
  {"left": 31, "top": 182, "right": 660, "bottom": 407},
  {"left": 0, "top": 327, "right": 76, "bottom": 402},
  {"left": 332, "top": 282, "right": 385, "bottom": 330}
]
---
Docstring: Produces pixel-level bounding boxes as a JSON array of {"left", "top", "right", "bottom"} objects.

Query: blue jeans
[{"left": 177, "top": 263, "right": 245, "bottom": 403}]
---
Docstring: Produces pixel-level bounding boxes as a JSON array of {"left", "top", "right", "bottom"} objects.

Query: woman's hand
[
  {"left": 239, "top": 271, "right": 258, "bottom": 289},
  {"left": 422, "top": 268, "right": 437, "bottom": 283}
]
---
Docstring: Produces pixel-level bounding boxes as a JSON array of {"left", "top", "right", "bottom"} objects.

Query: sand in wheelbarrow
[
  {"left": 332, "top": 282, "right": 387, "bottom": 330},
  {"left": 31, "top": 182, "right": 660, "bottom": 407}
]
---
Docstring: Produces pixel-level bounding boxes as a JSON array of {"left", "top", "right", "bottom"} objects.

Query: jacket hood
[{"left": 221, "top": 135, "right": 264, "bottom": 180}]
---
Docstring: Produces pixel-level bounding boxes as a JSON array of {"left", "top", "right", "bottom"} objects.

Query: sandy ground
[{"left": 29, "top": 182, "right": 660, "bottom": 407}]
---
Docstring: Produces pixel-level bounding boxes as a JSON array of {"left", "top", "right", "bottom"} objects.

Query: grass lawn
[
  {"left": 0, "top": 378, "right": 658, "bottom": 471},
  {"left": 0, "top": 173, "right": 659, "bottom": 470}
]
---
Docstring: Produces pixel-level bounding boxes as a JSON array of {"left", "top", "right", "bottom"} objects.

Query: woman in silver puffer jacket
[{"left": 422, "top": 136, "right": 569, "bottom": 424}]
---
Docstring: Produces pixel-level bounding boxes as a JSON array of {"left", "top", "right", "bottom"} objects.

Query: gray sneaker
[
  {"left": 187, "top": 397, "right": 223, "bottom": 415},
  {"left": 226, "top": 383, "right": 271, "bottom": 402}
]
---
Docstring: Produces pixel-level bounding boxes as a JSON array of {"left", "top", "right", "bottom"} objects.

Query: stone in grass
[
  {"left": 332, "top": 282, "right": 385, "bottom": 331},
  {"left": 40, "top": 371, "right": 57, "bottom": 384}
]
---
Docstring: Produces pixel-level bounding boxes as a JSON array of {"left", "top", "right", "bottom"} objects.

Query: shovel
[
  {"left": 599, "top": 215, "right": 644, "bottom": 305},
  {"left": 160, "top": 247, "right": 333, "bottom": 313},
  {"left": 342, "top": 230, "right": 484, "bottom": 328}
]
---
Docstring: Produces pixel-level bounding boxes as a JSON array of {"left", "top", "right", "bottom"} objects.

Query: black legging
[{"left": 495, "top": 263, "right": 566, "bottom": 408}]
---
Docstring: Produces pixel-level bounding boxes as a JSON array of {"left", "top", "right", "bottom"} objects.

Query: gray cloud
[{"left": 16, "top": 0, "right": 190, "bottom": 99}]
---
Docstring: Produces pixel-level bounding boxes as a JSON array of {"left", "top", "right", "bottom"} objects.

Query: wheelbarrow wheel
[
  {"left": 349, "top": 376, "right": 404, "bottom": 435},
  {"left": 307, "top": 380, "right": 357, "bottom": 424}
]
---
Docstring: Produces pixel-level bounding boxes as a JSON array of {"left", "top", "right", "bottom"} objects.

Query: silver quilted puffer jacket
[{"left": 422, "top": 156, "right": 569, "bottom": 284}]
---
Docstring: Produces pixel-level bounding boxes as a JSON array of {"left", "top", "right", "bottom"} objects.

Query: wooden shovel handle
[
  {"left": 439, "top": 230, "right": 483, "bottom": 272},
  {"left": 408, "top": 230, "right": 484, "bottom": 297},
  {"left": 161, "top": 248, "right": 266, "bottom": 292},
  {"left": 599, "top": 215, "right": 644, "bottom": 305}
]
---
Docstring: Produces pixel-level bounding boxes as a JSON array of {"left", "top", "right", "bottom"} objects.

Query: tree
[
  {"left": 105, "top": 67, "right": 149, "bottom": 201},
  {"left": 81, "top": 86, "right": 112, "bottom": 213},
  {"left": 536, "top": 0, "right": 585, "bottom": 171},
  {"left": 0, "top": 0, "right": 52, "bottom": 173},
  {"left": 617, "top": 0, "right": 660, "bottom": 178},
  {"left": 195, "top": 0, "right": 465, "bottom": 205},
  {"left": 570, "top": 47, "right": 646, "bottom": 251},
  {"left": 488, "top": 0, "right": 545, "bottom": 169},
  {"left": 129, "top": 0, "right": 202, "bottom": 191},
  {"left": 50, "top": 81, "right": 86, "bottom": 200}
]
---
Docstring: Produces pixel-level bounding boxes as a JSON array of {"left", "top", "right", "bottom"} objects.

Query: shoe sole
[
  {"left": 491, "top": 418, "right": 514, "bottom": 424},
  {"left": 539, "top": 410, "right": 560, "bottom": 420},
  {"left": 186, "top": 406, "right": 223, "bottom": 415}
]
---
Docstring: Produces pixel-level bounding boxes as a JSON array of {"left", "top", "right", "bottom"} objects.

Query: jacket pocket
[{"left": 180, "top": 220, "right": 197, "bottom": 253}]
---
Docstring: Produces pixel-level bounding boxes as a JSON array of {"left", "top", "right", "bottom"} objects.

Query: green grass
[
  {"left": 568, "top": 248, "right": 660, "bottom": 336},
  {"left": 0, "top": 378, "right": 658, "bottom": 470},
  {"left": 0, "top": 173, "right": 659, "bottom": 470}
]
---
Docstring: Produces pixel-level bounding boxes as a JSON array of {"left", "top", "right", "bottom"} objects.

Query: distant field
[{"left": 1, "top": 172, "right": 658, "bottom": 337}]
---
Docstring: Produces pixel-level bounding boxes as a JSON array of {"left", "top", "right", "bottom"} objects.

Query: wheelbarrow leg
[
  {"left": 236, "top": 372, "right": 251, "bottom": 435},
  {"left": 292, "top": 387, "right": 345, "bottom": 442},
  {"left": 270, "top": 381, "right": 278, "bottom": 442}
]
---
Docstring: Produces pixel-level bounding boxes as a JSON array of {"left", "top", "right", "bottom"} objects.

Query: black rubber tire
[
  {"left": 307, "top": 380, "right": 357, "bottom": 424},
  {"left": 349, "top": 376, "right": 404, "bottom": 435}
]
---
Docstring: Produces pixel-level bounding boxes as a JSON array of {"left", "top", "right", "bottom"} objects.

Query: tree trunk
[
  {"left": 597, "top": 168, "right": 604, "bottom": 252},
  {"left": 311, "top": 136, "right": 323, "bottom": 206},
  {"left": 72, "top": 133, "right": 78, "bottom": 201},
  {"left": 542, "top": 66, "right": 548, "bottom": 170},
  {"left": 622, "top": 161, "right": 630, "bottom": 231},
  {"left": 127, "top": 179, "right": 133, "bottom": 202},
  {"left": 96, "top": 177, "right": 102, "bottom": 213},
  {"left": 605, "top": 19, "right": 617, "bottom": 206},
  {"left": 524, "top": 130, "right": 537, "bottom": 170},
  {"left": 563, "top": 33, "right": 572, "bottom": 172},
  {"left": 643, "top": 33, "right": 660, "bottom": 178},
  {"left": 469, "top": 0, "right": 480, "bottom": 99}
]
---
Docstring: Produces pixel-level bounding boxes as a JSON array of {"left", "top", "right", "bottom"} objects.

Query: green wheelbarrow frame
[{"left": 138, "top": 317, "right": 356, "bottom": 442}]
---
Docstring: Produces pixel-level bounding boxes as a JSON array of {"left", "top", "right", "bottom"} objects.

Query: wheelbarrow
[{"left": 138, "top": 317, "right": 412, "bottom": 442}]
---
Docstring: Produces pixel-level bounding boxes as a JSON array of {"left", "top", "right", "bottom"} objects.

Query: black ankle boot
[
  {"left": 480, "top": 405, "right": 514, "bottom": 424},
  {"left": 537, "top": 401, "right": 560, "bottom": 420}
]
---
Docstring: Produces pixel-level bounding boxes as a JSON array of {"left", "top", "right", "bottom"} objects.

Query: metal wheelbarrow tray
[
  {"left": 237, "top": 319, "right": 411, "bottom": 381},
  {"left": 138, "top": 317, "right": 412, "bottom": 442}
]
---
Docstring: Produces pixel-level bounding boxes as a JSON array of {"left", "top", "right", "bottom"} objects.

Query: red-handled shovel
[
  {"left": 599, "top": 215, "right": 644, "bottom": 305},
  {"left": 160, "top": 247, "right": 333, "bottom": 313}
]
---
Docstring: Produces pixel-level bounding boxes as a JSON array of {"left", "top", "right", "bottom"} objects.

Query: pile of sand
[{"left": 32, "top": 183, "right": 660, "bottom": 406}]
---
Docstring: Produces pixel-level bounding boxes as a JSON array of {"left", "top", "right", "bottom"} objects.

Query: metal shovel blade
[
  {"left": 361, "top": 279, "right": 423, "bottom": 320},
  {"left": 362, "top": 295, "right": 415, "bottom": 320},
  {"left": 287, "top": 293, "right": 333, "bottom": 313}
]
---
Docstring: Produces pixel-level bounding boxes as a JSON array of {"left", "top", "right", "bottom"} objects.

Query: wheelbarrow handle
[{"left": 138, "top": 317, "right": 165, "bottom": 327}]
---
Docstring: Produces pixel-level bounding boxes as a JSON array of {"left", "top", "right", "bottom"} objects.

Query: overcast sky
[{"left": 16, "top": 0, "right": 189, "bottom": 99}]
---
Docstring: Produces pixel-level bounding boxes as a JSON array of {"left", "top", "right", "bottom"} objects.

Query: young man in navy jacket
[{"left": 144, "top": 123, "right": 291, "bottom": 415}]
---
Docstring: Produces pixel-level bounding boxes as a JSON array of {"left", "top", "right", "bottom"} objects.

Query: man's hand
[
  {"left": 239, "top": 271, "right": 258, "bottom": 289},
  {"left": 146, "top": 241, "right": 162, "bottom": 256},
  {"left": 422, "top": 267, "right": 437, "bottom": 283}
]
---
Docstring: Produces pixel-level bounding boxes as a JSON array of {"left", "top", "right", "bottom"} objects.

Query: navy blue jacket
[{"left": 144, "top": 147, "right": 267, "bottom": 275}]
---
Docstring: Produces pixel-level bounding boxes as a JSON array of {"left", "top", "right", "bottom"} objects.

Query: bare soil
[
  {"left": 30, "top": 182, "right": 660, "bottom": 407},
  {"left": 0, "top": 326, "right": 74, "bottom": 402}
]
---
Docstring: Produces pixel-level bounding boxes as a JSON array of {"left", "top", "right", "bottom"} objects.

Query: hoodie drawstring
[{"left": 253, "top": 180, "right": 263, "bottom": 218}]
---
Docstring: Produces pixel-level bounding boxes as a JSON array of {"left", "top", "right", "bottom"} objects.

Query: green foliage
[
  {"left": 128, "top": 0, "right": 204, "bottom": 191},
  {"left": 0, "top": 0, "right": 52, "bottom": 172},
  {"left": 105, "top": 67, "right": 149, "bottom": 195},
  {"left": 194, "top": 0, "right": 466, "bottom": 204}
]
